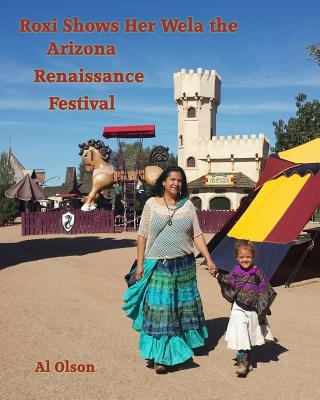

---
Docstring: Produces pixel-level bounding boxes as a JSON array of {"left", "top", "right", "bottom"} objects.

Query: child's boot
[{"left": 236, "top": 351, "right": 250, "bottom": 377}]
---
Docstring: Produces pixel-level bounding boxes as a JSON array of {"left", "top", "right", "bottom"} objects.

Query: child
[{"left": 213, "top": 240, "right": 276, "bottom": 377}]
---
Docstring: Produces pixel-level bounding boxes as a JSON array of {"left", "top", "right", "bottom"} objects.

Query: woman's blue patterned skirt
[{"left": 123, "top": 254, "right": 208, "bottom": 366}]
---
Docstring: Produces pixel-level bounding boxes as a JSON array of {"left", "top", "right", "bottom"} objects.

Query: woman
[
  {"left": 136, "top": 174, "right": 145, "bottom": 205},
  {"left": 123, "top": 166, "right": 217, "bottom": 374}
]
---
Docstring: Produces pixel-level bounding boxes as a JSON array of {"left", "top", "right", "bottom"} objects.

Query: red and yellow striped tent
[{"left": 208, "top": 138, "right": 320, "bottom": 279}]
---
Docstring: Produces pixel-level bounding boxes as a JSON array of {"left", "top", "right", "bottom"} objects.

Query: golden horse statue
[
  {"left": 79, "top": 139, "right": 114, "bottom": 211},
  {"left": 78, "top": 141, "right": 169, "bottom": 212}
]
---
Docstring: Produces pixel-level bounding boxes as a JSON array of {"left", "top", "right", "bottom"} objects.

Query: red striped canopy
[
  {"left": 103, "top": 125, "right": 155, "bottom": 139},
  {"left": 207, "top": 138, "right": 320, "bottom": 279}
]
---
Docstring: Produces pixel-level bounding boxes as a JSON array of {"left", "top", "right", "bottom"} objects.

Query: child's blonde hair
[{"left": 234, "top": 239, "right": 256, "bottom": 258}]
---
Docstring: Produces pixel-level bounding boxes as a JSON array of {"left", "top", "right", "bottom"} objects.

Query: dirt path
[{"left": 0, "top": 225, "right": 319, "bottom": 400}]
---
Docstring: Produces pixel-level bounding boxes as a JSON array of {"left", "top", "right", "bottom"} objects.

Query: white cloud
[
  {"left": 0, "top": 98, "right": 47, "bottom": 110},
  {"left": 117, "top": 103, "right": 175, "bottom": 114},
  {"left": 0, "top": 120, "right": 98, "bottom": 132},
  {"left": 224, "top": 76, "right": 320, "bottom": 89},
  {"left": 0, "top": 62, "right": 32, "bottom": 85},
  {"left": 220, "top": 102, "right": 295, "bottom": 114}
]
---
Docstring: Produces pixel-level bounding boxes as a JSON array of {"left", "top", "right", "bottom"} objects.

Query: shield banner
[{"left": 62, "top": 212, "right": 75, "bottom": 232}]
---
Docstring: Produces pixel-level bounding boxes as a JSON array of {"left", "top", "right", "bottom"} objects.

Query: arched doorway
[
  {"left": 240, "top": 196, "right": 248, "bottom": 206},
  {"left": 191, "top": 196, "right": 202, "bottom": 210},
  {"left": 209, "top": 197, "right": 231, "bottom": 210}
]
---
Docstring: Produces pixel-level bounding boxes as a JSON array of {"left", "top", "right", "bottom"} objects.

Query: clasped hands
[{"left": 207, "top": 259, "right": 218, "bottom": 278}]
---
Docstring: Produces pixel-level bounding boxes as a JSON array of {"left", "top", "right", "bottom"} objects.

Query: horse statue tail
[{"left": 144, "top": 146, "right": 169, "bottom": 186}]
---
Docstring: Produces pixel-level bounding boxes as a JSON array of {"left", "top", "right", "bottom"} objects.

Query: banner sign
[{"left": 205, "top": 174, "right": 236, "bottom": 186}]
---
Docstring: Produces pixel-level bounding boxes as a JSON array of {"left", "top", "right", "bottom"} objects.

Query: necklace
[{"left": 163, "top": 196, "right": 178, "bottom": 226}]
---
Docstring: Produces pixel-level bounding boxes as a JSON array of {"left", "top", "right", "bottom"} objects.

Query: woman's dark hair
[{"left": 152, "top": 166, "right": 189, "bottom": 198}]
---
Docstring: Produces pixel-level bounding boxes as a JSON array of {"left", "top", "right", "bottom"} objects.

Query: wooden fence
[
  {"left": 21, "top": 209, "right": 235, "bottom": 236},
  {"left": 196, "top": 210, "right": 235, "bottom": 233},
  {"left": 21, "top": 209, "right": 115, "bottom": 236},
  {"left": 116, "top": 210, "right": 235, "bottom": 233}
]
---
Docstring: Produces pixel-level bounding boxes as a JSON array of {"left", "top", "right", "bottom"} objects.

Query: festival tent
[
  {"left": 207, "top": 138, "right": 320, "bottom": 280},
  {"left": 5, "top": 173, "right": 44, "bottom": 202}
]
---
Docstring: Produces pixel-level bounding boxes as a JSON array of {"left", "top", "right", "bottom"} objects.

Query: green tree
[
  {"left": 0, "top": 151, "right": 15, "bottom": 189},
  {"left": 162, "top": 152, "right": 178, "bottom": 168},
  {"left": 0, "top": 187, "right": 20, "bottom": 221},
  {"left": 111, "top": 142, "right": 177, "bottom": 171},
  {"left": 272, "top": 93, "right": 320, "bottom": 153},
  {"left": 111, "top": 142, "right": 150, "bottom": 171},
  {"left": 0, "top": 151, "right": 20, "bottom": 221},
  {"left": 307, "top": 43, "right": 320, "bottom": 65}
]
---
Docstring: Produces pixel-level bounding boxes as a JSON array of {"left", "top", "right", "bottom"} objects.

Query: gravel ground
[{"left": 0, "top": 225, "right": 319, "bottom": 400}]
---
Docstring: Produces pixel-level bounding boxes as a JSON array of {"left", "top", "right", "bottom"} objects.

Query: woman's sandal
[
  {"left": 154, "top": 363, "right": 167, "bottom": 374},
  {"left": 146, "top": 359, "right": 154, "bottom": 369}
]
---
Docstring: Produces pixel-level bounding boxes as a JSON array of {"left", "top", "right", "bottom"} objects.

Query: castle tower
[
  {"left": 174, "top": 68, "right": 221, "bottom": 165},
  {"left": 173, "top": 68, "right": 269, "bottom": 211}
]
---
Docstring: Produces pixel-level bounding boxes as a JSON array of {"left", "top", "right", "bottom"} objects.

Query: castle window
[
  {"left": 179, "top": 135, "right": 183, "bottom": 146},
  {"left": 187, "top": 157, "right": 195, "bottom": 168},
  {"left": 187, "top": 107, "right": 196, "bottom": 118}
]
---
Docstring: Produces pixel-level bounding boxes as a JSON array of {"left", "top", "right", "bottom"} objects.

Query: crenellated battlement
[
  {"left": 183, "top": 133, "right": 269, "bottom": 158},
  {"left": 173, "top": 67, "right": 221, "bottom": 104},
  {"left": 209, "top": 133, "right": 266, "bottom": 144},
  {"left": 192, "top": 133, "right": 266, "bottom": 145}
]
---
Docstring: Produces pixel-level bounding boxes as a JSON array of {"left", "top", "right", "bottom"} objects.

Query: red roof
[{"left": 103, "top": 125, "right": 155, "bottom": 139}]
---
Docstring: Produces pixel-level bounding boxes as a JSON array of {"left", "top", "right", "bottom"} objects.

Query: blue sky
[{"left": 1, "top": 0, "right": 319, "bottom": 185}]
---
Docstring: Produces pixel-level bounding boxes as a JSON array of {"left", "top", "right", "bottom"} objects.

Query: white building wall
[{"left": 180, "top": 134, "right": 269, "bottom": 182}]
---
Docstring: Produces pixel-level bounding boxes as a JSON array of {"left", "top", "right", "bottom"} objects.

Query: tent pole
[
  {"left": 285, "top": 237, "right": 317, "bottom": 287},
  {"left": 117, "top": 138, "right": 126, "bottom": 176}
]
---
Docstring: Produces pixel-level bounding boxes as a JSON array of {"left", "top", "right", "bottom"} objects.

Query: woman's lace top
[{"left": 138, "top": 197, "right": 202, "bottom": 259}]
